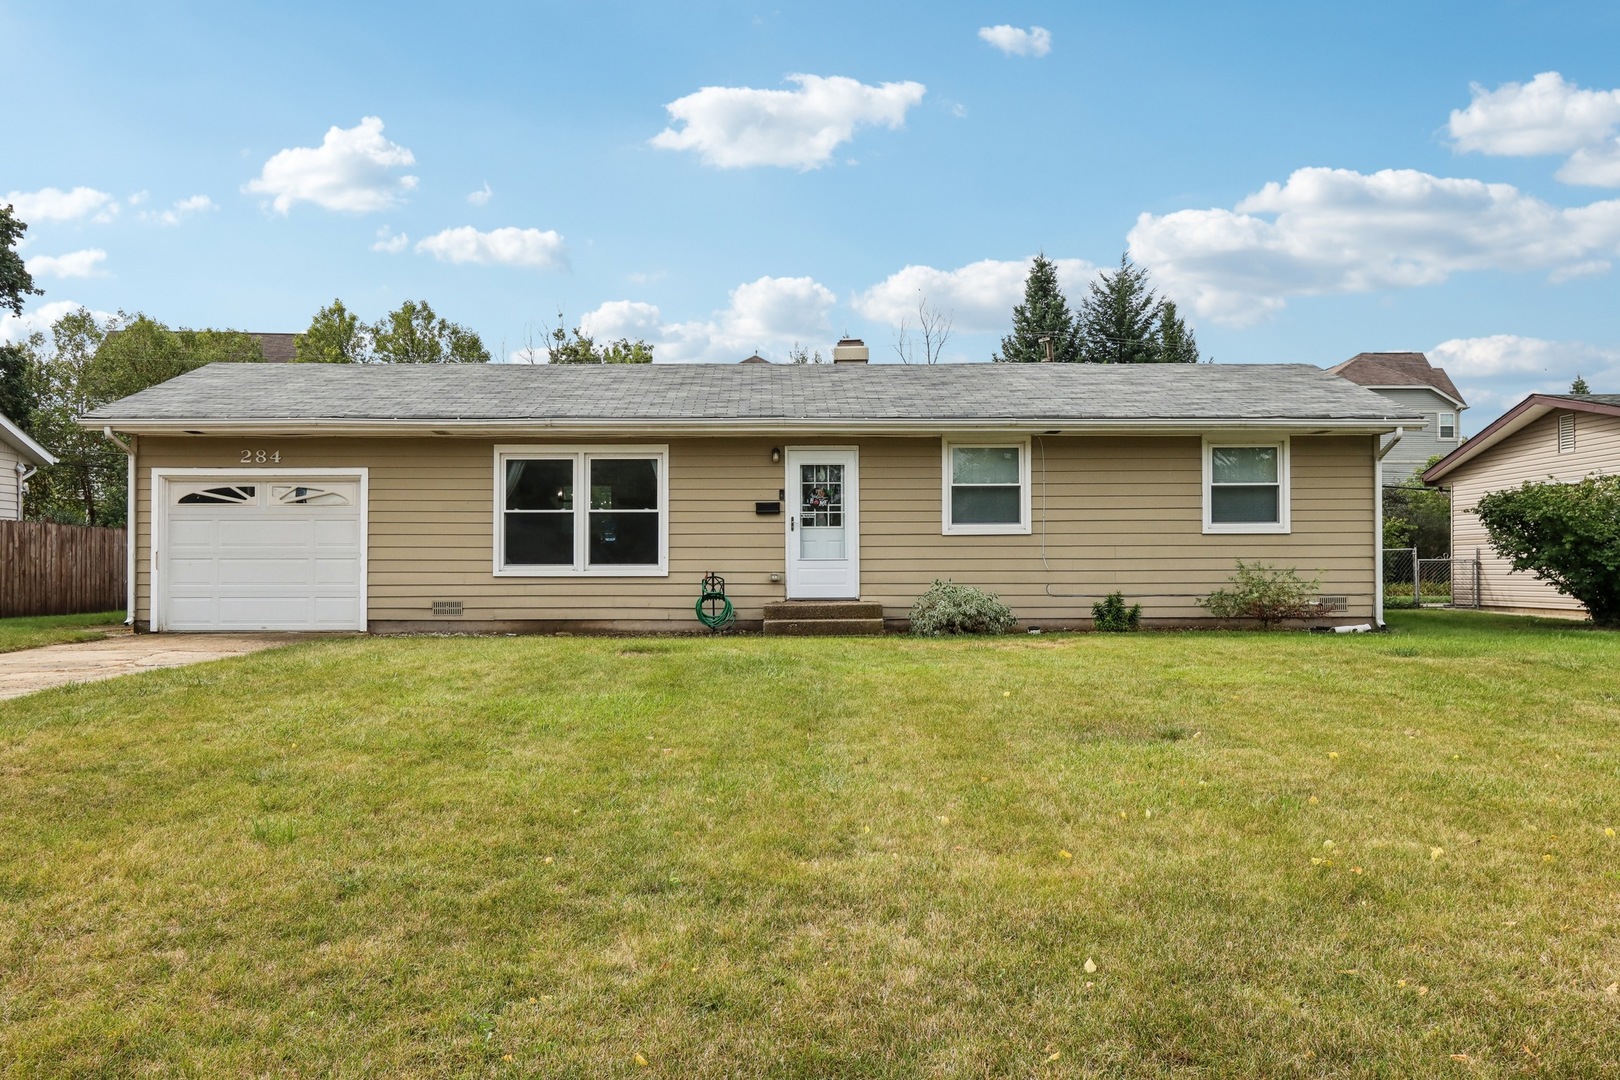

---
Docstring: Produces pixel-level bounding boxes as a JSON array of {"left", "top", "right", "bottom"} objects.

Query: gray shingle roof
[{"left": 85, "top": 361, "right": 1420, "bottom": 426}]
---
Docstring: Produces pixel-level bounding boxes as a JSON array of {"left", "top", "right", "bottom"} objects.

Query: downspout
[
  {"left": 1373, "top": 430, "right": 1405, "bottom": 629},
  {"left": 103, "top": 426, "right": 137, "bottom": 626},
  {"left": 15, "top": 463, "right": 36, "bottom": 520}
]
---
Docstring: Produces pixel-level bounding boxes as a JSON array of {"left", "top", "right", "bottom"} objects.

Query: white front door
[
  {"left": 156, "top": 473, "right": 366, "bottom": 631},
  {"left": 785, "top": 447, "right": 859, "bottom": 599}
]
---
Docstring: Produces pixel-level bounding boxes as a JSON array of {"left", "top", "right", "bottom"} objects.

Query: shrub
[
  {"left": 1474, "top": 474, "right": 1620, "bottom": 626},
  {"left": 909, "top": 580, "right": 1017, "bottom": 636},
  {"left": 1091, "top": 591, "right": 1142, "bottom": 632},
  {"left": 1199, "top": 561, "right": 1325, "bottom": 628}
]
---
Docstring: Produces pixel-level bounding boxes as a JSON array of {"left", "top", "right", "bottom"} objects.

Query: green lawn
[
  {"left": 0, "top": 610, "right": 125, "bottom": 654},
  {"left": 1, "top": 611, "right": 1616, "bottom": 1077}
]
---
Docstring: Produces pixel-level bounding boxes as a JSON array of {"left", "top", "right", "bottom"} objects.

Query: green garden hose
[{"left": 696, "top": 572, "right": 735, "bottom": 631}]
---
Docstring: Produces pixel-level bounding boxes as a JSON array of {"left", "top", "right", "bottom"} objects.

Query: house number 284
[{"left": 240, "top": 449, "right": 282, "bottom": 464}]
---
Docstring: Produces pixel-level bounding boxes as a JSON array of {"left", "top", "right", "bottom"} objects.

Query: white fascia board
[
  {"left": 83, "top": 416, "right": 1422, "bottom": 438},
  {"left": 0, "top": 412, "right": 56, "bottom": 465}
]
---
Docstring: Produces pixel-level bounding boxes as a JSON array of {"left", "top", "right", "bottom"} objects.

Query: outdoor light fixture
[{"left": 770, "top": 447, "right": 781, "bottom": 463}]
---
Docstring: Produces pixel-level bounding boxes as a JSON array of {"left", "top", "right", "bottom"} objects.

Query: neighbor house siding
[
  {"left": 133, "top": 433, "right": 1378, "bottom": 630},
  {"left": 1372, "top": 388, "right": 1463, "bottom": 483},
  {"left": 1444, "top": 408, "right": 1620, "bottom": 616},
  {"left": 0, "top": 443, "right": 20, "bottom": 519}
]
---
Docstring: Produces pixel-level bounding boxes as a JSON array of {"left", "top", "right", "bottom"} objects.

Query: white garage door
[{"left": 159, "top": 475, "right": 365, "bottom": 631}]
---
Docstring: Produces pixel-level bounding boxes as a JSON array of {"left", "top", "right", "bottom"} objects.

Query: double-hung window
[
  {"left": 1203, "top": 438, "right": 1289, "bottom": 534},
  {"left": 496, "top": 446, "right": 668, "bottom": 575},
  {"left": 1437, "top": 411, "right": 1457, "bottom": 440},
  {"left": 942, "top": 439, "right": 1031, "bottom": 535}
]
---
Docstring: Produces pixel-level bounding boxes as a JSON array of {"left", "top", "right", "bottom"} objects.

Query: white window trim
[
  {"left": 1437, "top": 411, "right": 1457, "bottom": 441},
  {"left": 493, "top": 444, "right": 669, "bottom": 577},
  {"left": 941, "top": 436, "right": 1033, "bottom": 536},
  {"left": 1202, "top": 436, "right": 1291, "bottom": 535}
]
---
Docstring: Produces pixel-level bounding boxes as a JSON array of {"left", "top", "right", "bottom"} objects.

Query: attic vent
[
  {"left": 1317, "top": 595, "right": 1348, "bottom": 613},
  {"left": 1558, "top": 412, "right": 1575, "bottom": 454},
  {"left": 432, "top": 600, "right": 463, "bottom": 617}
]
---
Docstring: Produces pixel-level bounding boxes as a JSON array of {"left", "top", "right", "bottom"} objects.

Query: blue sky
[{"left": 5, "top": 0, "right": 1620, "bottom": 428}]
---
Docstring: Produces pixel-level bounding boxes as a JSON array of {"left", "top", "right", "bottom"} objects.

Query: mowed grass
[
  {"left": 1, "top": 611, "right": 1616, "bottom": 1077},
  {"left": 0, "top": 610, "right": 125, "bottom": 654}
]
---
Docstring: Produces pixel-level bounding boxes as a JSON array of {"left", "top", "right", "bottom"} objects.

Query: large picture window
[
  {"left": 495, "top": 446, "right": 668, "bottom": 575},
  {"left": 942, "top": 439, "right": 1031, "bottom": 535},
  {"left": 1203, "top": 438, "right": 1290, "bottom": 534}
]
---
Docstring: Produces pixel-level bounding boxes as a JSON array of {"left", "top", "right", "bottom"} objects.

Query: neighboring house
[
  {"left": 0, "top": 411, "right": 56, "bottom": 521},
  {"left": 1327, "top": 352, "right": 1466, "bottom": 482},
  {"left": 1423, "top": 393, "right": 1620, "bottom": 619},
  {"left": 82, "top": 344, "right": 1419, "bottom": 634}
]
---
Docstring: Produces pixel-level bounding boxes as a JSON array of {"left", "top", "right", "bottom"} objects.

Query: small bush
[
  {"left": 909, "top": 580, "right": 1017, "bottom": 636},
  {"left": 1091, "top": 591, "right": 1142, "bottom": 632},
  {"left": 1199, "top": 561, "right": 1325, "bottom": 628}
]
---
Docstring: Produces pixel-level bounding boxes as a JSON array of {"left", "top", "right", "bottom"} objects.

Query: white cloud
[
  {"left": 554, "top": 276, "right": 837, "bottom": 363},
  {"left": 127, "top": 191, "right": 149, "bottom": 206},
  {"left": 977, "top": 25, "right": 1052, "bottom": 57},
  {"left": 853, "top": 256, "right": 1098, "bottom": 332},
  {"left": 243, "top": 116, "right": 418, "bottom": 213},
  {"left": 141, "top": 194, "right": 217, "bottom": 226},
  {"left": 467, "top": 182, "right": 493, "bottom": 206},
  {"left": 1449, "top": 72, "right": 1620, "bottom": 187},
  {"left": 3, "top": 186, "right": 117, "bottom": 223},
  {"left": 651, "top": 74, "right": 926, "bottom": 169},
  {"left": 415, "top": 226, "right": 567, "bottom": 269},
  {"left": 1449, "top": 72, "right": 1620, "bottom": 156},
  {"left": 24, "top": 249, "right": 107, "bottom": 279},
  {"left": 1127, "top": 167, "right": 1620, "bottom": 325},
  {"left": 0, "top": 300, "right": 116, "bottom": 345},
  {"left": 579, "top": 300, "right": 664, "bottom": 342},
  {"left": 372, "top": 225, "right": 409, "bottom": 254},
  {"left": 1430, "top": 334, "right": 1620, "bottom": 379}
]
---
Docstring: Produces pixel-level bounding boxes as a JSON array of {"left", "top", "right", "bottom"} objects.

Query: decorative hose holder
[{"left": 695, "top": 571, "right": 735, "bottom": 632}]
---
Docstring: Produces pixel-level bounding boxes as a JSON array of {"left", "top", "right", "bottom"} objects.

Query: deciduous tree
[
  {"left": 1474, "top": 474, "right": 1620, "bottom": 625},
  {"left": 295, "top": 299, "right": 370, "bottom": 362},
  {"left": 372, "top": 299, "right": 490, "bottom": 364},
  {"left": 0, "top": 204, "right": 43, "bottom": 318}
]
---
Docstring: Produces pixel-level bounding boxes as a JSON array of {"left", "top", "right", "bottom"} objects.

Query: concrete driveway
[{"left": 0, "top": 629, "right": 313, "bottom": 701}]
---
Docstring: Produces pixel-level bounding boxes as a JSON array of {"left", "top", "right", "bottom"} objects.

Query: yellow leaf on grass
[
  {"left": 1059, "top": 850, "right": 1073, "bottom": 859},
  {"left": 1451, "top": 1053, "right": 1470, "bottom": 1061},
  {"left": 1397, "top": 979, "right": 1407, "bottom": 988},
  {"left": 1047, "top": 1050, "right": 1061, "bottom": 1062},
  {"left": 1605, "top": 827, "right": 1615, "bottom": 838},
  {"left": 1328, "top": 752, "right": 1339, "bottom": 760},
  {"left": 1083, "top": 957, "right": 1097, "bottom": 974},
  {"left": 1308, "top": 796, "right": 1319, "bottom": 805},
  {"left": 1430, "top": 847, "right": 1444, "bottom": 860},
  {"left": 635, "top": 1053, "right": 649, "bottom": 1067},
  {"left": 1542, "top": 854, "right": 1555, "bottom": 863}
]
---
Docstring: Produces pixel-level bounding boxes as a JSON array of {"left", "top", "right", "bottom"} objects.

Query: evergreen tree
[
  {"left": 1154, "top": 299, "right": 1200, "bottom": 364},
  {"left": 1571, "top": 374, "right": 1591, "bottom": 395},
  {"left": 1076, "top": 253, "right": 1161, "bottom": 363},
  {"left": 1, "top": 204, "right": 43, "bottom": 318},
  {"left": 993, "top": 254, "right": 1080, "bottom": 363}
]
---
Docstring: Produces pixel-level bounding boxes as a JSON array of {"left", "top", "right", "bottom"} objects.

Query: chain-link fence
[{"left": 1383, "top": 548, "right": 1480, "bottom": 608}]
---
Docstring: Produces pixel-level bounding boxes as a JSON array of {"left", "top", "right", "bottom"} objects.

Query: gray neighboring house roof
[
  {"left": 84, "top": 361, "right": 1423, "bottom": 435},
  {"left": 1327, "top": 352, "right": 1466, "bottom": 408},
  {"left": 254, "top": 333, "right": 297, "bottom": 362},
  {"left": 1, "top": 411, "right": 56, "bottom": 466}
]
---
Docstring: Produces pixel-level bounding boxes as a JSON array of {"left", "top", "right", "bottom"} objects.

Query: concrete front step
[
  {"left": 762, "top": 600, "right": 884, "bottom": 621},
  {"left": 763, "top": 617, "right": 886, "bottom": 637}
]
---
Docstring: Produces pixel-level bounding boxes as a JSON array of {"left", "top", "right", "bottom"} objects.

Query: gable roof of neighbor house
[
  {"left": 0, "top": 411, "right": 56, "bottom": 466},
  {"left": 253, "top": 333, "right": 297, "bottom": 362},
  {"left": 1423, "top": 393, "right": 1620, "bottom": 484},
  {"left": 84, "top": 362, "right": 1422, "bottom": 437},
  {"left": 1327, "top": 352, "right": 1466, "bottom": 408}
]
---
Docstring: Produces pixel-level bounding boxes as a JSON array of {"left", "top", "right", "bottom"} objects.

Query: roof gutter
[{"left": 82, "top": 416, "right": 1423, "bottom": 438}]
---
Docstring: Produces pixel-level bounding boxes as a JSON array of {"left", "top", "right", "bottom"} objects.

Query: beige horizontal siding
[
  {"left": 0, "top": 444, "right": 18, "bottom": 519},
  {"left": 1445, "top": 409, "right": 1620, "bottom": 615},
  {"left": 133, "top": 433, "right": 1377, "bottom": 628}
]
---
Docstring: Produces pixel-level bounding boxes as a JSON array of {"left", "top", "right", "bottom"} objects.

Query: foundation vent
[
  {"left": 1317, "top": 595, "right": 1348, "bottom": 613},
  {"left": 432, "top": 600, "right": 464, "bottom": 617}
]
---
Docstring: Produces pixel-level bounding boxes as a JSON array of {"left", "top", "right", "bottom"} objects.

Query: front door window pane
[{"left": 799, "top": 463, "right": 846, "bottom": 559}]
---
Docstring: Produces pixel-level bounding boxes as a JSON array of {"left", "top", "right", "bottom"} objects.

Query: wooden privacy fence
[{"left": 0, "top": 521, "right": 127, "bottom": 618}]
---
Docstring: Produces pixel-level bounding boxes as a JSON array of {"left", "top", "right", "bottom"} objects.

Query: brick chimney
[{"left": 832, "top": 338, "right": 869, "bottom": 363}]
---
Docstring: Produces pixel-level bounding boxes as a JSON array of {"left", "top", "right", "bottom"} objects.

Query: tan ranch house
[
  {"left": 1424, "top": 391, "right": 1620, "bottom": 618},
  {"left": 83, "top": 345, "right": 1420, "bottom": 634},
  {"left": 1, "top": 410, "right": 55, "bottom": 520}
]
